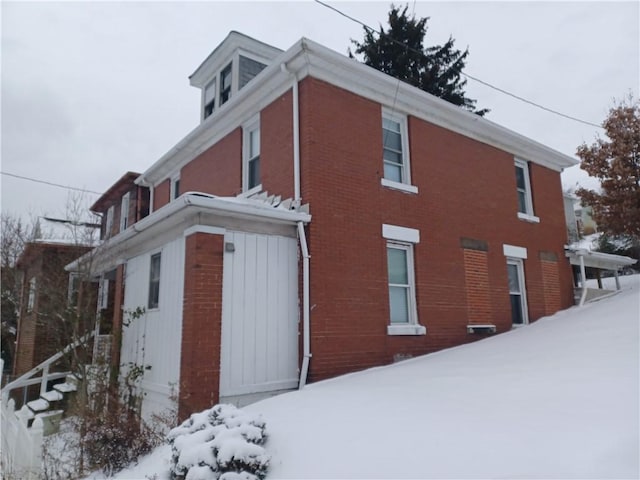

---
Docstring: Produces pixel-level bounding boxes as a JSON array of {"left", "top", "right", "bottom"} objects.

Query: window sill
[
  {"left": 517, "top": 212, "right": 540, "bottom": 223},
  {"left": 381, "top": 178, "right": 418, "bottom": 194},
  {"left": 387, "top": 324, "right": 426, "bottom": 336}
]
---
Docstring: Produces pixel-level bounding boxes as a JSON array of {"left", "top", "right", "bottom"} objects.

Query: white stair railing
[
  {"left": 0, "top": 397, "right": 44, "bottom": 479},
  {"left": 1, "top": 331, "right": 95, "bottom": 407}
]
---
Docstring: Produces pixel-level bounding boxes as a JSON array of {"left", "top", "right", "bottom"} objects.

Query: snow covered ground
[{"left": 97, "top": 274, "right": 639, "bottom": 479}]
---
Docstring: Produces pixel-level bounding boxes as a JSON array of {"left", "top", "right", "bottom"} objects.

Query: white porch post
[
  {"left": 614, "top": 269, "right": 621, "bottom": 290},
  {"left": 579, "top": 253, "right": 588, "bottom": 306}
]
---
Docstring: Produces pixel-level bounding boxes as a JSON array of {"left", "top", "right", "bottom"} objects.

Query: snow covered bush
[{"left": 168, "top": 404, "right": 270, "bottom": 480}]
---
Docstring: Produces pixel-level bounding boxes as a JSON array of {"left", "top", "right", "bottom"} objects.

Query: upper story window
[
  {"left": 171, "top": 174, "right": 181, "bottom": 200},
  {"left": 204, "top": 80, "right": 216, "bottom": 119},
  {"left": 105, "top": 205, "right": 114, "bottom": 239},
  {"left": 514, "top": 158, "right": 539, "bottom": 223},
  {"left": 219, "top": 63, "right": 232, "bottom": 106},
  {"left": 120, "top": 192, "right": 130, "bottom": 232},
  {"left": 243, "top": 116, "right": 261, "bottom": 194},
  {"left": 381, "top": 108, "right": 417, "bottom": 194}
]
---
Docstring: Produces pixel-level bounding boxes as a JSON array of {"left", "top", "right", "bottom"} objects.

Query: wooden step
[{"left": 26, "top": 398, "right": 49, "bottom": 412}]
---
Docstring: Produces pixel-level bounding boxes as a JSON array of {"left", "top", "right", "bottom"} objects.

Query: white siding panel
[
  {"left": 121, "top": 236, "right": 184, "bottom": 422},
  {"left": 220, "top": 232, "right": 299, "bottom": 397}
]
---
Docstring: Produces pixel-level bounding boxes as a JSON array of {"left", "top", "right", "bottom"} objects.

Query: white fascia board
[
  {"left": 503, "top": 244, "right": 528, "bottom": 259},
  {"left": 566, "top": 249, "right": 637, "bottom": 269},
  {"left": 299, "top": 38, "right": 577, "bottom": 172},
  {"left": 382, "top": 224, "right": 420, "bottom": 243}
]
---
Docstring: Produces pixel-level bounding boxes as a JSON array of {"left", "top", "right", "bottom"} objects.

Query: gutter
[{"left": 297, "top": 221, "right": 311, "bottom": 389}]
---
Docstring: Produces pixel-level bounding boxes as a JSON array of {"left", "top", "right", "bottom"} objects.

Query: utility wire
[
  {"left": 1, "top": 171, "right": 102, "bottom": 195},
  {"left": 314, "top": 0, "right": 603, "bottom": 129}
]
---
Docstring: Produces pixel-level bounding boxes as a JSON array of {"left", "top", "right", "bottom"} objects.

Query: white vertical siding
[
  {"left": 121, "top": 236, "right": 184, "bottom": 421},
  {"left": 220, "top": 231, "right": 299, "bottom": 397}
]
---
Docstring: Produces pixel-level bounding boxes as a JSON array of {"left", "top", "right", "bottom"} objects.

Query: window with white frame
[
  {"left": 219, "top": 62, "right": 232, "bottom": 106},
  {"left": 68, "top": 273, "right": 81, "bottom": 307},
  {"left": 27, "top": 277, "right": 36, "bottom": 312},
  {"left": 243, "top": 116, "right": 261, "bottom": 193},
  {"left": 120, "top": 192, "right": 130, "bottom": 232},
  {"left": 105, "top": 205, "right": 114, "bottom": 238},
  {"left": 515, "top": 159, "right": 536, "bottom": 218},
  {"left": 204, "top": 79, "right": 216, "bottom": 119},
  {"left": 382, "top": 224, "right": 425, "bottom": 335},
  {"left": 171, "top": 175, "right": 181, "bottom": 200},
  {"left": 148, "top": 252, "right": 161, "bottom": 309},
  {"left": 382, "top": 109, "right": 411, "bottom": 185}
]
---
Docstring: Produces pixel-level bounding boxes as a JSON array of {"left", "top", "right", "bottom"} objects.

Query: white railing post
[
  {"left": 40, "top": 364, "right": 50, "bottom": 397},
  {"left": 28, "top": 417, "right": 44, "bottom": 479}
]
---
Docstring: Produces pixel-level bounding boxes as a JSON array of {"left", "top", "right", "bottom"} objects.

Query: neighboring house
[
  {"left": 13, "top": 241, "right": 92, "bottom": 377},
  {"left": 563, "top": 193, "right": 580, "bottom": 244},
  {"left": 83, "top": 32, "right": 580, "bottom": 420}
]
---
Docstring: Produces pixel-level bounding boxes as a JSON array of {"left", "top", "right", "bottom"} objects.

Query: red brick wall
[
  {"left": 541, "top": 257, "right": 562, "bottom": 315},
  {"left": 261, "top": 90, "right": 295, "bottom": 199},
  {"left": 463, "top": 249, "right": 493, "bottom": 325},
  {"left": 180, "top": 129, "right": 242, "bottom": 197},
  {"left": 297, "top": 77, "right": 574, "bottom": 381},
  {"left": 179, "top": 232, "right": 224, "bottom": 419},
  {"left": 154, "top": 179, "right": 170, "bottom": 211}
]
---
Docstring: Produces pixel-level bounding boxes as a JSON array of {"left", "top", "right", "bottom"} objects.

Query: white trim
[
  {"left": 517, "top": 212, "right": 540, "bottom": 223},
  {"left": 149, "top": 186, "right": 154, "bottom": 214},
  {"left": 119, "top": 192, "right": 130, "bottom": 232},
  {"left": 503, "top": 244, "right": 528, "bottom": 259},
  {"left": 381, "top": 107, "right": 412, "bottom": 186},
  {"left": 386, "top": 241, "right": 420, "bottom": 329},
  {"left": 387, "top": 324, "right": 426, "bottom": 336},
  {"left": 381, "top": 178, "right": 418, "bottom": 194},
  {"left": 507, "top": 258, "right": 529, "bottom": 325},
  {"left": 183, "top": 225, "right": 226, "bottom": 237},
  {"left": 105, "top": 205, "right": 114, "bottom": 238},
  {"left": 170, "top": 173, "right": 181, "bottom": 201},
  {"left": 382, "top": 224, "right": 420, "bottom": 243},
  {"left": 242, "top": 114, "right": 261, "bottom": 193},
  {"left": 515, "top": 158, "right": 535, "bottom": 217}
]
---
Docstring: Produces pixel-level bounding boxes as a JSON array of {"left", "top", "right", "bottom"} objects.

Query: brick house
[
  {"left": 13, "top": 241, "right": 92, "bottom": 377},
  {"left": 85, "top": 32, "right": 578, "bottom": 420}
]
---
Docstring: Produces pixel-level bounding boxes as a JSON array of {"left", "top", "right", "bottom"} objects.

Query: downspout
[
  {"left": 297, "top": 221, "right": 311, "bottom": 389},
  {"left": 282, "top": 58, "right": 311, "bottom": 388}
]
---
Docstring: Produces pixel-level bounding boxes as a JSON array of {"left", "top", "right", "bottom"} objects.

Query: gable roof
[
  {"left": 138, "top": 35, "right": 578, "bottom": 186},
  {"left": 91, "top": 171, "right": 141, "bottom": 213}
]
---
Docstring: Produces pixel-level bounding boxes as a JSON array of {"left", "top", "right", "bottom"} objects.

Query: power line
[
  {"left": 314, "top": 0, "right": 603, "bottom": 129},
  {"left": 1, "top": 171, "right": 102, "bottom": 195}
]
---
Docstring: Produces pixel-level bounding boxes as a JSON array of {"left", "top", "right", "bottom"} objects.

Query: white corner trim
[
  {"left": 387, "top": 324, "right": 426, "bottom": 336},
  {"left": 381, "top": 178, "right": 418, "bottom": 194},
  {"left": 517, "top": 212, "right": 540, "bottom": 224},
  {"left": 503, "top": 244, "right": 528, "bottom": 259},
  {"left": 183, "top": 225, "right": 226, "bottom": 237},
  {"left": 382, "top": 224, "right": 420, "bottom": 243}
]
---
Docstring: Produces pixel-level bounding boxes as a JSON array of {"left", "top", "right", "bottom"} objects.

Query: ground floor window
[
  {"left": 148, "top": 252, "right": 161, "bottom": 309},
  {"left": 507, "top": 258, "right": 528, "bottom": 325},
  {"left": 387, "top": 242, "right": 416, "bottom": 324}
]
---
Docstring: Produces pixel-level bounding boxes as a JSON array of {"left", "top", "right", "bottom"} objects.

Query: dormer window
[
  {"left": 204, "top": 80, "right": 216, "bottom": 118},
  {"left": 220, "top": 63, "right": 232, "bottom": 105}
]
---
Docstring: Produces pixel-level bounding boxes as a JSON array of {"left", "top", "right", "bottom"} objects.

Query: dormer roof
[{"left": 189, "top": 31, "right": 283, "bottom": 89}]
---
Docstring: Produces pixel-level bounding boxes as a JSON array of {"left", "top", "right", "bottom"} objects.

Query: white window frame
[
  {"left": 98, "top": 277, "right": 109, "bottom": 310},
  {"left": 382, "top": 224, "right": 425, "bottom": 335},
  {"left": 381, "top": 107, "right": 417, "bottom": 194},
  {"left": 242, "top": 115, "right": 261, "bottom": 195},
  {"left": 105, "top": 205, "right": 114, "bottom": 238},
  {"left": 514, "top": 158, "right": 539, "bottom": 223},
  {"left": 203, "top": 78, "right": 216, "bottom": 119},
  {"left": 68, "top": 272, "right": 80, "bottom": 306},
  {"left": 170, "top": 174, "right": 181, "bottom": 201},
  {"left": 506, "top": 257, "right": 529, "bottom": 326},
  {"left": 148, "top": 251, "right": 162, "bottom": 310},
  {"left": 120, "top": 192, "right": 130, "bottom": 232}
]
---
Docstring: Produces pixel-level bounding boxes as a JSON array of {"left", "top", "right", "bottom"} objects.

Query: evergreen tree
[
  {"left": 350, "top": 5, "right": 488, "bottom": 115},
  {"left": 576, "top": 95, "right": 640, "bottom": 242}
]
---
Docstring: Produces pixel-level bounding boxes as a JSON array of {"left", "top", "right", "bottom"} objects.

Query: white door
[
  {"left": 219, "top": 232, "right": 299, "bottom": 397},
  {"left": 507, "top": 258, "right": 528, "bottom": 325}
]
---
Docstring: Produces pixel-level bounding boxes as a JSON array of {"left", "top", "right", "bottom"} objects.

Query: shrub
[{"left": 168, "top": 404, "right": 269, "bottom": 480}]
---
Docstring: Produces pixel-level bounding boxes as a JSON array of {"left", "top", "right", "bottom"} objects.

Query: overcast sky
[{"left": 2, "top": 1, "right": 638, "bottom": 225}]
